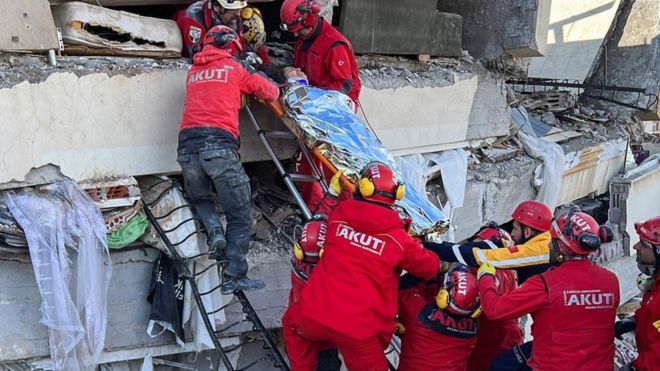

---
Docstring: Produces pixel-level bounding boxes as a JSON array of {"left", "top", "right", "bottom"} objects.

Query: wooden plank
[
  {"left": 543, "top": 130, "right": 583, "bottom": 143},
  {"left": 0, "top": 0, "right": 59, "bottom": 52}
]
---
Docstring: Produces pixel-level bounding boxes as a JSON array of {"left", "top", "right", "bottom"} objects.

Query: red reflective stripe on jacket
[
  {"left": 480, "top": 260, "right": 619, "bottom": 371},
  {"left": 300, "top": 199, "right": 439, "bottom": 339},
  {"left": 398, "top": 282, "right": 477, "bottom": 371},
  {"left": 293, "top": 19, "right": 361, "bottom": 103},
  {"left": 633, "top": 275, "right": 660, "bottom": 371},
  {"left": 179, "top": 48, "right": 279, "bottom": 137}
]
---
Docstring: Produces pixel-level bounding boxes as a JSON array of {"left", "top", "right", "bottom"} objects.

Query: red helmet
[
  {"left": 294, "top": 220, "right": 327, "bottom": 263},
  {"left": 279, "top": 0, "right": 320, "bottom": 32},
  {"left": 635, "top": 216, "right": 660, "bottom": 245},
  {"left": 437, "top": 264, "right": 480, "bottom": 317},
  {"left": 475, "top": 222, "right": 512, "bottom": 244},
  {"left": 203, "top": 25, "right": 243, "bottom": 56},
  {"left": 551, "top": 210, "right": 612, "bottom": 255},
  {"left": 358, "top": 162, "right": 405, "bottom": 205},
  {"left": 511, "top": 200, "right": 552, "bottom": 232}
]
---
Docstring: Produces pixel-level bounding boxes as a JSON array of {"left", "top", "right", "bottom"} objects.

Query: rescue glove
[
  {"left": 614, "top": 317, "right": 636, "bottom": 340},
  {"left": 244, "top": 51, "right": 263, "bottom": 67},
  {"left": 477, "top": 262, "right": 496, "bottom": 280},
  {"left": 329, "top": 170, "right": 345, "bottom": 197}
]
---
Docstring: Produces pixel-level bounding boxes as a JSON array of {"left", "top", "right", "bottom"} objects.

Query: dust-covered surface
[
  {"left": 0, "top": 53, "right": 190, "bottom": 89},
  {"left": 358, "top": 53, "right": 476, "bottom": 90}
]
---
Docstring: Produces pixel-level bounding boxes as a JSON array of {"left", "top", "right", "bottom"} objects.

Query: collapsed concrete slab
[
  {"left": 359, "top": 56, "right": 510, "bottom": 155},
  {"left": 448, "top": 139, "right": 630, "bottom": 241},
  {"left": 528, "top": 0, "right": 622, "bottom": 81},
  {"left": 438, "top": 0, "right": 550, "bottom": 61},
  {"left": 52, "top": 2, "right": 183, "bottom": 58},
  {"left": 0, "top": 0, "right": 60, "bottom": 53},
  {"left": 0, "top": 56, "right": 297, "bottom": 185},
  {"left": 585, "top": 0, "right": 660, "bottom": 119},
  {"left": 0, "top": 54, "right": 511, "bottom": 185}
]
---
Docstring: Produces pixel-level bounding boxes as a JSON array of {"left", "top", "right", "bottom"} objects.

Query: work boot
[
  {"left": 208, "top": 227, "right": 227, "bottom": 260},
  {"left": 221, "top": 276, "right": 266, "bottom": 295}
]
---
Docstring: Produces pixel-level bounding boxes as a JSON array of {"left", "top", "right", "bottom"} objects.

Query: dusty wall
[
  {"left": 0, "top": 245, "right": 290, "bottom": 363},
  {"left": 360, "top": 76, "right": 478, "bottom": 155},
  {"left": 0, "top": 58, "right": 510, "bottom": 184},
  {"left": 0, "top": 249, "right": 170, "bottom": 362},
  {"left": 585, "top": 0, "right": 660, "bottom": 111},
  {"left": 451, "top": 139, "right": 628, "bottom": 241},
  {"left": 528, "top": 0, "right": 622, "bottom": 81},
  {"left": 0, "top": 69, "right": 296, "bottom": 185},
  {"left": 438, "top": 0, "right": 550, "bottom": 61}
]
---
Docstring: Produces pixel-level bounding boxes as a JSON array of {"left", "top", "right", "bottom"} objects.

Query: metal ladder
[
  {"left": 245, "top": 104, "right": 402, "bottom": 370},
  {"left": 141, "top": 178, "right": 289, "bottom": 371}
]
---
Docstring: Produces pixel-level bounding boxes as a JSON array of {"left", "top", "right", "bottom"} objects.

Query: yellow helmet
[{"left": 241, "top": 7, "right": 266, "bottom": 50}]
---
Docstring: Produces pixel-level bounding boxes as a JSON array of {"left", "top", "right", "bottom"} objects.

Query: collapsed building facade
[{"left": 0, "top": 0, "right": 659, "bottom": 369}]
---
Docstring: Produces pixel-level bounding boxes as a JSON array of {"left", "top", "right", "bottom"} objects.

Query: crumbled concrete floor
[
  {"left": 358, "top": 53, "right": 479, "bottom": 90},
  {"left": 0, "top": 54, "right": 190, "bottom": 88}
]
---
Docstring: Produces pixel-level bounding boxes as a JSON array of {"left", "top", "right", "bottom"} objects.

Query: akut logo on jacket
[
  {"left": 336, "top": 224, "right": 385, "bottom": 256},
  {"left": 187, "top": 65, "right": 234, "bottom": 85},
  {"left": 563, "top": 289, "right": 615, "bottom": 310}
]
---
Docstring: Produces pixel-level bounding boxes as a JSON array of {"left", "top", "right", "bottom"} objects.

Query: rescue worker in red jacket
[
  {"left": 422, "top": 224, "right": 522, "bottom": 370},
  {"left": 465, "top": 226, "right": 522, "bottom": 371},
  {"left": 283, "top": 162, "right": 442, "bottom": 371},
  {"left": 279, "top": 0, "right": 362, "bottom": 209},
  {"left": 285, "top": 220, "right": 343, "bottom": 371},
  {"left": 615, "top": 216, "right": 660, "bottom": 371},
  {"left": 477, "top": 210, "right": 620, "bottom": 370},
  {"left": 176, "top": 0, "right": 270, "bottom": 66},
  {"left": 279, "top": 0, "right": 361, "bottom": 104},
  {"left": 397, "top": 264, "right": 481, "bottom": 371},
  {"left": 177, "top": 25, "right": 279, "bottom": 294},
  {"left": 176, "top": 0, "right": 246, "bottom": 58}
]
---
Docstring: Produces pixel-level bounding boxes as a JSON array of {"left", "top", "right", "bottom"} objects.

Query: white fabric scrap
[
  {"left": 140, "top": 354, "right": 153, "bottom": 371},
  {"left": 396, "top": 149, "right": 469, "bottom": 242},
  {"left": 3, "top": 180, "right": 112, "bottom": 371},
  {"left": 181, "top": 235, "right": 226, "bottom": 351},
  {"left": 512, "top": 107, "right": 566, "bottom": 208}
]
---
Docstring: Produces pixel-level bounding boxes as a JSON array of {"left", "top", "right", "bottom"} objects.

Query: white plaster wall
[
  {"left": 0, "top": 71, "right": 184, "bottom": 183},
  {"left": 0, "top": 70, "right": 481, "bottom": 184},
  {"left": 620, "top": 159, "right": 660, "bottom": 250},
  {"left": 0, "top": 70, "right": 296, "bottom": 184},
  {"left": 359, "top": 76, "right": 478, "bottom": 155},
  {"left": 528, "top": 0, "right": 621, "bottom": 80}
]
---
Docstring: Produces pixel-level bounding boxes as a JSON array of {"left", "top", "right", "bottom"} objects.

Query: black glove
[{"left": 615, "top": 317, "right": 636, "bottom": 340}]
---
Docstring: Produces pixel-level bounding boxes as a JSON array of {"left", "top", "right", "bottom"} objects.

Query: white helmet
[{"left": 215, "top": 0, "right": 247, "bottom": 10}]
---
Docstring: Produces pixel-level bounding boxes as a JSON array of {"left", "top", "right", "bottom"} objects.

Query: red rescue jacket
[
  {"left": 467, "top": 268, "right": 522, "bottom": 371},
  {"left": 175, "top": 1, "right": 270, "bottom": 64},
  {"left": 293, "top": 19, "right": 361, "bottom": 103},
  {"left": 175, "top": 1, "right": 216, "bottom": 58},
  {"left": 179, "top": 47, "right": 279, "bottom": 139},
  {"left": 300, "top": 198, "right": 440, "bottom": 340},
  {"left": 633, "top": 275, "right": 660, "bottom": 371},
  {"left": 398, "top": 277, "right": 478, "bottom": 371},
  {"left": 479, "top": 259, "right": 620, "bottom": 371}
]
